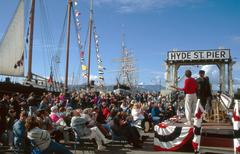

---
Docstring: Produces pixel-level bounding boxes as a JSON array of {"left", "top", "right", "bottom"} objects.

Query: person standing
[
  {"left": 196, "top": 70, "right": 211, "bottom": 109},
  {"left": 171, "top": 70, "right": 197, "bottom": 125},
  {"left": 204, "top": 76, "right": 212, "bottom": 116}
]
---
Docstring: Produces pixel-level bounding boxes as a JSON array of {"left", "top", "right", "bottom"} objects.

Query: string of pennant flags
[
  {"left": 73, "top": 0, "right": 105, "bottom": 85},
  {"left": 93, "top": 24, "right": 105, "bottom": 83},
  {"left": 73, "top": 0, "right": 88, "bottom": 79}
]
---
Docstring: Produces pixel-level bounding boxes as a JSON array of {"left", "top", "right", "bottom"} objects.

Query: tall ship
[
  {"left": 0, "top": 0, "right": 105, "bottom": 96},
  {"left": 113, "top": 33, "right": 137, "bottom": 94}
]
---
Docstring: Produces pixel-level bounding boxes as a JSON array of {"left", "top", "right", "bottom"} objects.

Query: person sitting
[
  {"left": 109, "top": 112, "right": 142, "bottom": 148},
  {"left": 131, "top": 103, "right": 145, "bottom": 122},
  {"left": 49, "top": 106, "right": 61, "bottom": 124},
  {"left": 25, "top": 116, "right": 72, "bottom": 154},
  {"left": 151, "top": 103, "right": 161, "bottom": 124},
  {"left": 70, "top": 109, "right": 111, "bottom": 151},
  {"left": 13, "top": 111, "right": 28, "bottom": 149},
  {"left": 101, "top": 101, "right": 110, "bottom": 120},
  {"left": 120, "top": 101, "right": 128, "bottom": 112}
]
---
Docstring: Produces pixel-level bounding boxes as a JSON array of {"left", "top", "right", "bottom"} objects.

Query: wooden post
[
  {"left": 27, "top": 0, "right": 35, "bottom": 81},
  {"left": 64, "top": 0, "right": 72, "bottom": 93},
  {"left": 228, "top": 61, "right": 234, "bottom": 97},
  {"left": 165, "top": 62, "right": 170, "bottom": 89},
  {"left": 172, "top": 64, "right": 178, "bottom": 87},
  {"left": 220, "top": 64, "right": 225, "bottom": 92},
  {"left": 87, "top": 0, "right": 93, "bottom": 90}
]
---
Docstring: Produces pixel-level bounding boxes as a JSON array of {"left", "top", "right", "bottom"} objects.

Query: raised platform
[{"left": 154, "top": 120, "right": 234, "bottom": 153}]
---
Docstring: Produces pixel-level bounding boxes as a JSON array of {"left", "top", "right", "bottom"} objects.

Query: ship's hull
[{"left": 0, "top": 82, "right": 59, "bottom": 97}]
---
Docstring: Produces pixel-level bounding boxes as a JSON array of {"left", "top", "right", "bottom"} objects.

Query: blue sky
[{"left": 0, "top": 0, "right": 240, "bottom": 89}]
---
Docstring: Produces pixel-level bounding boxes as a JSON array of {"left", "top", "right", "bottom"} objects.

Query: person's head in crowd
[
  {"left": 2, "top": 94, "right": 10, "bottom": 100},
  {"left": 72, "top": 109, "right": 82, "bottom": 116},
  {"left": 19, "top": 111, "right": 28, "bottom": 122},
  {"left": 51, "top": 106, "right": 58, "bottom": 113},
  {"left": 66, "top": 106, "right": 73, "bottom": 112},
  {"left": 199, "top": 70, "right": 205, "bottom": 78},
  {"left": 42, "top": 96, "right": 48, "bottom": 103},
  {"left": 161, "top": 97, "right": 166, "bottom": 102},
  {"left": 109, "top": 109, "right": 118, "bottom": 118},
  {"left": 83, "top": 108, "right": 92, "bottom": 115},
  {"left": 25, "top": 116, "right": 39, "bottom": 132},
  {"left": 101, "top": 101, "right": 107, "bottom": 108},
  {"left": 205, "top": 76, "right": 209, "bottom": 81},
  {"left": 154, "top": 102, "right": 159, "bottom": 108},
  {"left": 36, "top": 108, "right": 46, "bottom": 117},
  {"left": 59, "top": 107, "right": 65, "bottom": 113},
  {"left": 133, "top": 103, "right": 141, "bottom": 109},
  {"left": 141, "top": 103, "right": 148, "bottom": 111},
  {"left": 9, "top": 109, "right": 16, "bottom": 117},
  {"left": 185, "top": 69, "right": 192, "bottom": 78}
]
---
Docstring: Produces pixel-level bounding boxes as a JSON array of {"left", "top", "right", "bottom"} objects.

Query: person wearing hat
[
  {"left": 25, "top": 116, "right": 72, "bottom": 154},
  {"left": 49, "top": 106, "right": 60, "bottom": 123},
  {"left": 171, "top": 70, "right": 197, "bottom": 125}
]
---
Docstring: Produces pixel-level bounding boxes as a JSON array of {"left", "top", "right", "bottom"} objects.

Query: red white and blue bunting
[
  {"left": 233, "top": 99, "right": 240, "bottom": 153},
  {"left": 192, "top": 99, "right": 204, "bottom": 153},
  {"left": 154, "top": 123, "right": 193, "bottom": 151}
]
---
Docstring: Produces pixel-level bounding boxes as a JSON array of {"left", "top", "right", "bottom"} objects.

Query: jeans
[{"left": 42, "top": 141, "right": 72, "bottom": 154}]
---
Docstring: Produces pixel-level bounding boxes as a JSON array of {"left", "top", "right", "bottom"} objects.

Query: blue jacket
[
  {"left": 151, "top": 107, "right": 160, "bottom": 117},
  {"left": 13, "top": 119, "right": 25, "bottom": 147}
]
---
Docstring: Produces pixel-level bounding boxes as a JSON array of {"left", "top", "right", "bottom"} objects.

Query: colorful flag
[
  {"left": 80, "top": 51, "right": 84, "bottom": 58},
  {"left": 99, "top": 70, "right": 104, "bottom": 74},
  {"left": 99, "top": 76, "right": 104, "bottom": 80},
  {"left": 82, "top": 73, "right": 88, "bottom": 78},
  {"left": 75, "top": 11, "right": 80, "bottom": 17},
  {"left": 48, "top": 71, "right": 53, "bottom": 85},
  {"left": 81, "top": 65, "right": 87, "bottom": 71}
]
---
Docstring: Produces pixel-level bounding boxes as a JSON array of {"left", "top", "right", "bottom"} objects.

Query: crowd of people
[
  {"left": 0, "top": 89, "right": 178, "bottom": 153},
  {"left": 0, "top": 69, "right": 212, "bottom": 153}
]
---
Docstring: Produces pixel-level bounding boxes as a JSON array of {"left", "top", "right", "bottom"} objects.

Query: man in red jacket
[{"left": 172, "top": 70, "right": 197, "bottom": 125}]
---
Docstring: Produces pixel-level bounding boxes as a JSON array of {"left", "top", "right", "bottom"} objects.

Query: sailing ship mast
[
  {"left": 87, "top": 0, "right": 93, "bottom": 89},
  {"left": 116, "top": 32, "right": 137, "bottom": 89},
  {"left": 27, "top": 0, "right": 35, "bottom": 81},
  {"left": 64, "top": 0, "right": 72, "bottom": 93},
  {"left": 26, "top": 0, "right": 72, "bottom": 93}
]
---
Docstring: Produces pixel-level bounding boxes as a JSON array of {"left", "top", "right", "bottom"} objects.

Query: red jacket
[
  {"left": 178, "top": 77, "right": 197, "bottom": 94},
  {"left": 102, "top": 107, "right": 110, "bottom": 119}
]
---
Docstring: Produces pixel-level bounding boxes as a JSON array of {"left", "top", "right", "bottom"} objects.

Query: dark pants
[
  {"left": 42, "top": 141, "right": 72, "bottom": 154},
  {"left": 121, "top": 125, "right": 140, "bottom": 143},
  {"left": 199, "top": 97, "right": 207, "bottom": 110}
]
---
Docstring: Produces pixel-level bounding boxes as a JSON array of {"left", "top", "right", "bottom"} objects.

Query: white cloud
[
  {"left": 198, "top": 64, "right": 240, "bottom": 92},
  {"left": 91, "top": 0, "right": 204, "bottom": 13}
]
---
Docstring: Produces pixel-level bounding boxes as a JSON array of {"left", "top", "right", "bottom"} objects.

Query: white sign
[{"left": 168, "top": 49, "right": 230, "bottom": 61}]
